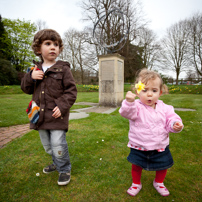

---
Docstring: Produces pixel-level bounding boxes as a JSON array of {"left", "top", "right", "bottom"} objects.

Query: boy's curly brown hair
[{"left": 32, "top": 29, "right": 64, "bottom": 60}]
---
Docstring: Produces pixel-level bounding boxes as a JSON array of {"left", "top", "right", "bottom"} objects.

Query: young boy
[{"left": 21, "top": 29, "right": 77, "bottom": 185}]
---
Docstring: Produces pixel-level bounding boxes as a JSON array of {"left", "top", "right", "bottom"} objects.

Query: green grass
[
  {"left": 0, "top": 85, "right": 100, "bottom": 94},
  {"left": 0, "top": 92, "right": 98, "bottom": 127},
  {"left": 0, "top": 88, "right": 202, "bottom": 201},
  {"left": 168, "top": 84, "right": 202, "bottom": 94},
  {"left": 0, "top": 85, "right": 25, "bottom": 94},
  {"left": 1, "top": 84, "right": 202, "bottom": 94},
  {"left": 0, "top": 94, "right": 32, "bottom": 127}
]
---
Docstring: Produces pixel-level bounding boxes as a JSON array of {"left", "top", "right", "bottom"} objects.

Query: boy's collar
[{"left": 33, "top": 60, "right": 71, "bottom": 68}]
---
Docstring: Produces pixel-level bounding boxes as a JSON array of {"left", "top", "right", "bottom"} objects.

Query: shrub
[{"left": 0, "top": 58, "right": 18, "bottom": 85}]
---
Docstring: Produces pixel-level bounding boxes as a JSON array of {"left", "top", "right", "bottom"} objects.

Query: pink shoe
[
  {"left": 127, "top": 183, "right": 142, "bottom": 196},
  {"left": 153, "top": 180, "right": 170, "bottom": 196}
]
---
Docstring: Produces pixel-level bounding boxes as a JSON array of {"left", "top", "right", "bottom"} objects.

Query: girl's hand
[
  {"left": 52, "top": 106, "right": 61, "bottom": 119},
  {"left": 173, "top": 122, "right": 183, "bottom": 132},
  {"left": 31, "top": 65, "right": 44, "bottom": 80},
  {"left": 126, "top": 91, "right": 136, "bottom": 102}
]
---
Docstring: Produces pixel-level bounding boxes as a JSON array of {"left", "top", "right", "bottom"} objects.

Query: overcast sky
[
  {"left": 141, "top": 0, "right": 202, "bottom": 38},
  {"left": 1, "top": 0, "right": 202, "bottom": 78},
  {"left": 1, "top": 0, "right": 202, "bottom": 39},
  {"left": 0, "top": 0, "right": 84, "bottom": 37}
]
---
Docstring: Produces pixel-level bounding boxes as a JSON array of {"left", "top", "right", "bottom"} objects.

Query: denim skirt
[{"left": 127, "top": 146, "right": 174, "bottom": 171}]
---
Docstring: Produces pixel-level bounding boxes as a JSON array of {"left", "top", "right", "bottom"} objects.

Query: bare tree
[
  {"left": 80, "top": 0, "right": 146, "bottom": 81},
  {"left": 186, "top": 69, "right": 197, "bottom": 80},
  {"left": 80, "top": 27, "right": 100, "bottom": 73},
  {"left": 159, "top": 20, "right": 190, "bottom": 84},
  {"left": 35, "top": 19, "right": 48, "bottom": 31},
  {"left": 188, "top": 13, "right": 202, "bottom": 76},
  {"left": 60, "top": 29, "right": 79, "bottom": 79},
  {"left": 135, "top": 27, "right": 161, "bottom": 70},
  {"left": 81, "top": 0, "right": 144, "bottom": 48},
  {"left": 61, "top": 28, "right": 98, "bottom": 84}
]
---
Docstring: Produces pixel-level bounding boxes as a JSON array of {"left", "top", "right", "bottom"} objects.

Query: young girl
[{"left": 119, "top": 69, "right": 183, "bottom": 197}]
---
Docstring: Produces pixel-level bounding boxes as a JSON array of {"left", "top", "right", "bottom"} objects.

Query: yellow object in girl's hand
[{"left": 135, "top": 81, "right": 145, "bottom": 94}]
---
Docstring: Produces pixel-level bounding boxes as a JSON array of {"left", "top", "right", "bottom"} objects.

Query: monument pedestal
[{"left": 98, "top": 53, "right": 124, "bottom": 107}]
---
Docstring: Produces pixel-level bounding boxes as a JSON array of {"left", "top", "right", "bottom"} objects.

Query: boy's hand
[
  {"left": 52, "top": 106, "right": 61, "bottom": 119},
  {"left": 173, "top": 122, "right": 183, "bottom": 132},
  {"left": 31, "top": 65, "right": 44, "bottom": 80},
  {"left": 126, "top": 91, "right": 136, "bottom": 102}
]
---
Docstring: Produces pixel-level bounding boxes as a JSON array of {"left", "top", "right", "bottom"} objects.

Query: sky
[
  {"left": 0, "top": 0, "right": 85, "bottom": 37},
  {"left": 1, "top": 0, "right": 202, "bottom": 39},
  {"left": 141, "top": 0, "right": 202, "bottom": 39},
  {"left": 1, "top": 0, "right": 202, "bottom": 78}
]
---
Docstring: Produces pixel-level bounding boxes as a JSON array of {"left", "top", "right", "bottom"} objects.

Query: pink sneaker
[
  {"left": 153, "top": 180, "right": 170, "bottom": 196},
  {"left": 127, "top": 183, "right": 142, "bottom": 196}
]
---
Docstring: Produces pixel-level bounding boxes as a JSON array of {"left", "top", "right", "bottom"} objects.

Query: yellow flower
[{"left": 135, "top": 81, "right": 145, "bottom": 94}]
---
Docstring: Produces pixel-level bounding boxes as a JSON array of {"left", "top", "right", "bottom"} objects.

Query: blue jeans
[{"left": 39, "top": 130, "right": 71, "bottom": 173}]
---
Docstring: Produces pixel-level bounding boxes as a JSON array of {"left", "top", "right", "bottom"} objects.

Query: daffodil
[{"left": 135, "top": 81, "right": 145, "bottom": 94}]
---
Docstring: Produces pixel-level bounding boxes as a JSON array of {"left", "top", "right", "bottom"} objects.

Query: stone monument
[
  {"left": 98, "top": 54, "right": 124, "bottom": 107},
  {"left": 93, "top": 8, "right": 130, "bottom": 107}
]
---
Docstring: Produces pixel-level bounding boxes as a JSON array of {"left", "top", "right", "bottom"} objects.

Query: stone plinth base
[{"left": 98, "top": 53, "right": 124, "bottom": 107}]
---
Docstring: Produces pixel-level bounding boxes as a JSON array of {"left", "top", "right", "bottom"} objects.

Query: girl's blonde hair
[
  {"left": 133, "top": 68, "right": 168, "bottom": 94},
  {"left": 32, "top": 29, "right": 64, "bottom": 61}
]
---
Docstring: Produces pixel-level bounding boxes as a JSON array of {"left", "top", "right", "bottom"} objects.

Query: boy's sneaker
[
  {"left": 58, "top": 173, "right": 71, "bottom": 186},
  {"left": 153, "top": 180, "right": 170, "bottom": 196},
  {"left": 127, "top": 183, "right": 142, "bottom": 196},
  {"left": 43, "top": 164, "right": 57, "bottom": 174}
]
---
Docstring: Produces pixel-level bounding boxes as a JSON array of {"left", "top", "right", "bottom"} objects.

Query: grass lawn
[
  {"left": 0, "top": 86, "right": 202, "bottom": 201},
  {"left": 0, "top": 92, "right": 98, "bottom": 127}
]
